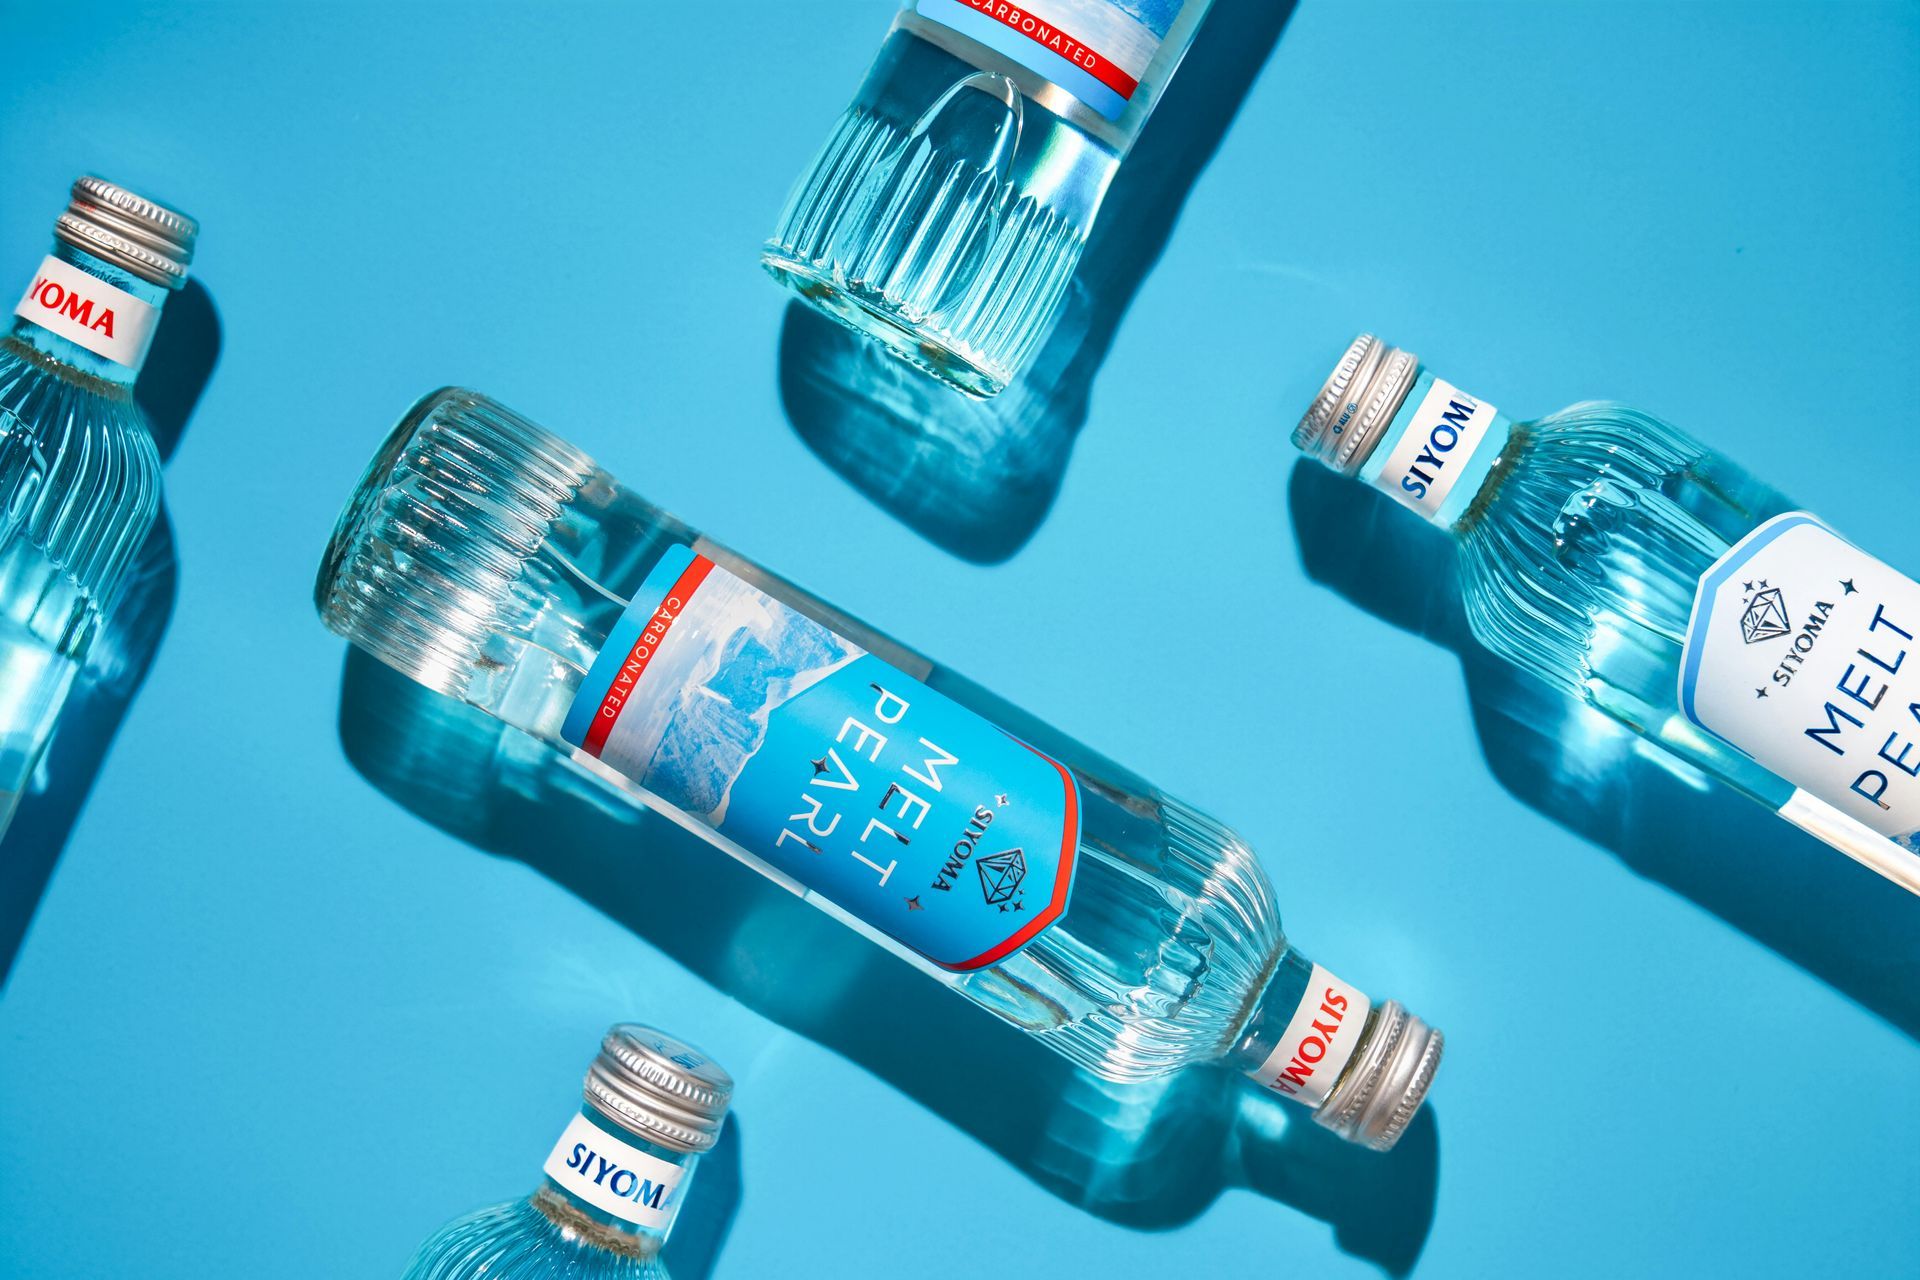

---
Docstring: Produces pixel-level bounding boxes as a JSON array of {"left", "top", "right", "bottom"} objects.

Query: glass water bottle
[
  {"left": 403, "top": 1023, "right": 732, "bottom": 1279},
  {"left": 316, "top": 388, "right": 1442, "bottom": 1151},
  {"left": 1294, "top": 333, "right": 1920, "bottom": 895},
  {"left": 0, "top": 176, "right": 197, "bottom": 834},
  {"left": 764, "top": 0, "right": 1212, "bottom": 396}
]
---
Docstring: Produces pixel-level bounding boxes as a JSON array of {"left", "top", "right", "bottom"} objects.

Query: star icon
[
  {"left": 905, "top": 895, "right": 923, "bottom": 912},
  {"left": 995, "top": 794, "right": 1010, "bottom": 807},
  {"left": 997, "top": 903, "right": 1009, "bottom": 913},
  {"left": 1742, "top": 580, "right": 1754, "bottom": 593},
  {"left": 811, "top": 756, "right": 829, "bottom": 775},
  {"left": 1013, "top": 899, "right": 1025, "bottom": 911},
  {"left": 1755, "top": 687, "right": 1769, "bottom": 699},
  {"left": 1842, "top": 579, "right": 1859, "bottom": 595}
]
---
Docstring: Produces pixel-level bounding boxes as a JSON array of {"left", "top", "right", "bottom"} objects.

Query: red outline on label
[
  {"left": 581, "top": 555, "right": 715, "bottom": 757},
  {"left": 955, "top": 0, "right": 1143, "bottom": 100},
  {"left": 949, "top": 746, "right": 1080, "bottom": 971}
]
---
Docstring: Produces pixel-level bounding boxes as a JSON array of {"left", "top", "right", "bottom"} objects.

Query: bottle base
[{"left": 763, "top": 250, "right": 1008, "bottom": 398}]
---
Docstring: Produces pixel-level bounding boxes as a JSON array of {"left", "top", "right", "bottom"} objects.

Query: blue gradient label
[{"left": 564, "top": 545, "right": 1080, "bottom": 970}]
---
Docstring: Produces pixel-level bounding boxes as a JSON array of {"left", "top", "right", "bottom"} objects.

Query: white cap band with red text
[{"left": 1250, "top": 964, "right": 1372, "bottom": 1108}]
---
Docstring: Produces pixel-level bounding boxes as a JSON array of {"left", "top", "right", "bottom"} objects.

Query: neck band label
[
  {"left": 1679, "top": 513, "right": 1920, "bottom": 849},
  {"left": 1250, "top": 964, "right": 1372, "bottom": 1107},
  {"left": 543, "top": 1112, "right": 687, "bottom": 1231},
  {"left": 1364, "top": 375, "right": 1505, "bottom": 526},
  {"left": 561, "top": 544, "right": 1081, "bottom": 972},
  {"left": 915, "top": 0, "right": 1187, "bottom": 121},
  {"left": 14, "top": 255, "right": 158, "bottom": 369}
]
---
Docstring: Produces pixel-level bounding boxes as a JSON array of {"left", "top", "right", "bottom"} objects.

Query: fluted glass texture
[
  {"left": 764, "top": 27, "right": 1120, "bottom": 396},
  {"left": 1458, "top": 401, "right": 1818, "bottom": 811},
  {"left": 404, "top": 1196, "right": 665, "bottom": 1280},
  {"left": 0, "top": 336, "right": 161, "bottom": 823},
  {"left": 318, "top": 389, "right": 1289, "bottom": 1084}
]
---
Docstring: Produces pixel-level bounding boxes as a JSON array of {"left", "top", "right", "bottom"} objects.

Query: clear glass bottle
[
  {"left": 764, "top": 0, "right": 1213, "bottom": 396},
  {"left": 316, "top": 388, "right": 1442, "bottom": 1150},
  {"left": 1294, "top": 333, "right": 1920, "bottom": 895},
  {"left": 404, "top": 1023, "right": 732, "bottom": 1279},
  {"left": 0, "top": 176, "right": 197, "bottom": 833}
]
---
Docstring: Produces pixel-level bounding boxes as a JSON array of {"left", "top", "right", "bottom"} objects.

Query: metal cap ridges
[
  {"left": 1312, "top": 1000, "right": 1444, "bottom": 1152},
  {"left": 53, "top": 176, "right": 198, "bottom": 289},
  {"left": 1292, "top": 333, "right": 1420, "bottom": 477},
  {"left": 583, "top": 1024, "right": 734, "bottom": 1155}
]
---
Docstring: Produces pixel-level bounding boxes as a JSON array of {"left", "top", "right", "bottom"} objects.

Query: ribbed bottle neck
[{"left": 531, "top": 1185, "right": 668, "bottom": 1258}]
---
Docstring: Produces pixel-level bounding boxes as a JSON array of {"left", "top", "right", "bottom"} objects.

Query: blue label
[
  {"left": 916, "top": 0, "right": 1186, "bottom": 122},
  {"left": 563, "top": 545, "right": 1080, "bottom": 971}
]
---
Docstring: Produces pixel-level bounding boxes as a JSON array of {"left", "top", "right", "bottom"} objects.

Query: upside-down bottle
[
  {"left": 1293, "top": 333, "right": 1920, "bottom": 895},
  {"left": 317, "top": 388, "right": 1442, "bottom": 1150},
  {"left": 0, "top": 176, "right": 197, "bottom": 833},
  {"left": 403, "top": 1024, "right": 732, "bottom": 1279},
  {"left": 765, "top": 0, "right": 1212, "bottom": 395}
]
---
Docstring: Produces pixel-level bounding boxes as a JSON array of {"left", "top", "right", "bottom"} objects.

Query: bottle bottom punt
[{"left": 764, "top": 250, "right": 1010, "bottom": 397}]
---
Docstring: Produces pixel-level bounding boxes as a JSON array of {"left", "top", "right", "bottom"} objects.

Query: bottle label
[
  {"left": 542, "top": 1112, "right": 686, "bottom": 1231},
  {"left": 1249, "top": 964, "right": 1372, "bottom": 1107},
  {"left": 1360, "top": 373, "right": 1509, "bottom": 527},
  {"left": 562, "top": 544, "right": 1081, "bottom": 971},
  {"left": 13, "top": 254, "right": 158, "bottom": 369},
  {"left": 1679, "top": 513, "right": 1920, "bottom": 846},
  {"left": 915, "top": 0, "right": 1187, "bottom": 121}
]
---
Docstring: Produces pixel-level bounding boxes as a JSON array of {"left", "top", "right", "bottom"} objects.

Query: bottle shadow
[
  {"left": 663, "top": 1114, "right": 741, "bottom": 1280},
  {"left": 1287, "top": 461, "right": 1920, "bottom": 1038},
  {"left": 337, "top": 649, "right": 1439, "bottom": 1275},
  {"left": 778, "top": 0, "right": 1299, "bottom": 564},
  {"left": 0, "top": 279, "right": 220, "bottom": 988}
]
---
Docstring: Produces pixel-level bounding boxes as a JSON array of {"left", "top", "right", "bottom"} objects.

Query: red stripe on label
[
  {"left": 956, "top": 0, "right": 1142, "bottom": 100},
  {"left": 581, "top": 555, "right": 716, "bottom": 757},
  {"left": 953, "top": 746, "right": 1080, "bottom": 971}
]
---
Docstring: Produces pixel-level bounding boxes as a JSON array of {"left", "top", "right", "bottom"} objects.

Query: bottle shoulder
[
  {"left": 0, "top": 341, "right": 164, "bottom": 604},
  {"left": 1489, "top": 401, "right": 1793, "bottom": 530},
  {"left": 1455, "top": 400, "right": 1799, "bottom": 695},
  {"left": 405, "top": 1196, "right": 667, "bottom": 1279},
  {"left": 0, "top": 339, "right": 161, "bottom": 461}
]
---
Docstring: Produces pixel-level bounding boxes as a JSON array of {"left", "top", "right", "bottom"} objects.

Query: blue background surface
[{"left": 3, "top": 2, "right": 1918, "bottom": 1277}]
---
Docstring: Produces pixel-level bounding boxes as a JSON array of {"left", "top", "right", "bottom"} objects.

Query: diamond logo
[
  {"left": 976, "top": 848, "right": 1027, "bottom": 905},
  {"left": 1740, "top": 583, "right": 1790, "bottom": 645}
]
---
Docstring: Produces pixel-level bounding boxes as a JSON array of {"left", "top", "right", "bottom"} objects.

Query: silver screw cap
[
  {"left": 584, "top": 1024, "right": 734, "bottom": 1155},
  {"left": 1292, "top": 333, "right": 1418, "bottom": 477},
  {"left": 1313, "top": 1001, "right": 1444, "bottom": 1152},
  {"left": 54, "top": 175, "right": 198, "bottom": 290}
]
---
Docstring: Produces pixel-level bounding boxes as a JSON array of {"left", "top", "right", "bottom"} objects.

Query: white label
[
  {"left": 1680, "top": 513, "right": 1920, "bottom": 843},
  {"left": 1369, "top": 378, "right": 1500, "bottom": 521},
  {"left": 13, "top": 254, "right": 158, "bottom": 369},
  {"left": 1249, "top": 964, "right": 1372, "bottom": 1107},
  {"left": 541, "top": 1113, "right": 686, "bottom": 1230}
]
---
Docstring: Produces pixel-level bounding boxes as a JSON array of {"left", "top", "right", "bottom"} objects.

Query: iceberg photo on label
[{"left": 590, "top": 561, "right": 863, "bottom": 825}]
